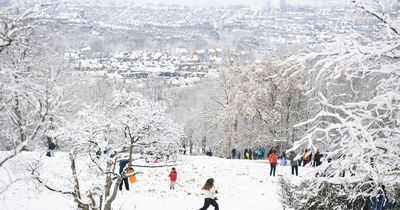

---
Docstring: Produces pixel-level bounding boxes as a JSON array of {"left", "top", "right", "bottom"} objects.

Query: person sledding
[{"left": 199, "top": 178, "right": 219, "bottom": 210}]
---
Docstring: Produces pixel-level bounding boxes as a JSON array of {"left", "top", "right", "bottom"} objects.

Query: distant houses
[{"left": 66, "top": 47, "right": 224, "bottom": 85}]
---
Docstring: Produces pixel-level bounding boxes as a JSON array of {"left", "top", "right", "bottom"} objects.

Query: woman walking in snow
[
  {"left": 169, "top": 167, "right": 177, "bottom": 190},
  {"left": 199, "top": 178, "right": 219, "bottom": 210}
]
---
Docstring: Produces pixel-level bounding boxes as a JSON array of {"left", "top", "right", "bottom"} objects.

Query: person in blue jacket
[{"left": 119, "top": 159, "right": 130, "bottom": 191}]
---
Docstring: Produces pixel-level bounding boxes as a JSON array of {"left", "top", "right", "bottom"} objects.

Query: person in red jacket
[
  {"left": 169, "top": 167, "right": 177, "bottom": 190},
  {"left": 269, "top": 150, "right": 278, "bottom": 176}
]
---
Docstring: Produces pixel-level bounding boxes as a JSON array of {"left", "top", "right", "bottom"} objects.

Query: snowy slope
[{"left": 0, "top": 152, "right": 313, "bottom": 210}]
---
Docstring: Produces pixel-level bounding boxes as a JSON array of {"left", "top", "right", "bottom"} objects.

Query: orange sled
[{"left": 127, "top": 169, "right": 137, "bottom": 183}]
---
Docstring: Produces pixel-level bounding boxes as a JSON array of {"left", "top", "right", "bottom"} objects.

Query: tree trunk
[
  {"left": 70, "top": 154, "right": 89, "bottom": 210},
  {"left": 104, "top": 166, "right": 112, "bottom": 200},
  {"left": 128, "top": 137, "right": 133, "bottom": 168},
  {"left": 103, "top": 176, "right": 123, "bottom": 210},
  {"left": 189, "top": 140, "right": 193, "bottom": 155},
  {"left": 13, "top": 98, "right": 27, "bottom": 150}
]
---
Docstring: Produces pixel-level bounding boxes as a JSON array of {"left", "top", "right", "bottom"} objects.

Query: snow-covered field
[{"left": 0, "top": 152, "right": 313, "bottom": 210}]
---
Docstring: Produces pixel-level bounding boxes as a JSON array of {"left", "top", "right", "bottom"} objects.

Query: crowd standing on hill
[{"left": 44, "top": 141, "right": 395, "bottom": 210}]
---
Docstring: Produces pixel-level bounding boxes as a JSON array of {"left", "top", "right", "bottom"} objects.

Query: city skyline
[
  {"left": 72, "top": 0, "right": 345, "bottom": 8},
  {"left": 132, "top": 0, "right": 343, "bottom": 8}
]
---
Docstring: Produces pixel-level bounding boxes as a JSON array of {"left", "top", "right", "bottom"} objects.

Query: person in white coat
[{"left": 199, "top": 178, "right": 219, "bottom": 210}]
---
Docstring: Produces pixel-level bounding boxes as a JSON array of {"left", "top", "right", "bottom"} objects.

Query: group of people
[
  {"left": 48, "top": 142, "right": 396, "bottom": 210},
  {"left": 228, "top": 146, "right": 325, "bottom": 177},
  {"left": 118, "top": 160, "right": 219, "bottom": 210},
  {"left": 231, "top": 148, "right": 266, "bottom": 160},
  {"left": 265, "top": 147, "right": 326, "bottom": 177}
]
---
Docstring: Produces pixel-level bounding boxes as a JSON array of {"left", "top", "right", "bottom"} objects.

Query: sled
[{"left": 127, "top": 169, "right": 137, "bottom": 183}]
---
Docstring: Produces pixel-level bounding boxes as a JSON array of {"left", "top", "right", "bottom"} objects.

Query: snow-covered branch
[
  {"left": 280, "top": 1, "right": 400, "bottom": 209},
  {"left": 351, "top": 0, "right": 400, "bottom": 36}
]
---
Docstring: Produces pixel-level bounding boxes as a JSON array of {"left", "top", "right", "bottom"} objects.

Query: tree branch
[{"left": 352, "top": 0, "right": 399, "bottom": 36}]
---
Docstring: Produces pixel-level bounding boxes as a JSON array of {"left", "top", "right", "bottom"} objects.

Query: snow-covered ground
[{"left": 0, "top": 152, "right": 314, "bottom": 210}]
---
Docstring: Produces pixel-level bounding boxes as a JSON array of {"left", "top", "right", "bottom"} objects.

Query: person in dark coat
[
  {"left": 96, "top": 149, "right": 101, "bottom": 159},
  {"left": 231, "top": 148, "right": 236, "bottom": 159},
  {"left": 313, "top": 149, "right": 323, "bottom": 167},
  {"left": 261, "top": 148, "right": 265, "bottom": 159},
  {"left": 288, "top": 151, "right": 299, "bottom": 176},
  {"left": 381, "top": 185, "right": 397, "bottom": 209},
  {"left": 249, "top": 148, "right": 253, "bottom": 160},
  {"left": 371, "top": 186, "right": 387, "bottom": 210},
  {"left": 47, "top": 141, "right": 56, "bottom": 157},
  {"left": 244, "top": 148, "right": 248, "bottom": 159},
  {"left": 119, "top": 159, "right": 130, "bottom": 191},
  {"left": 252, "top": 149, "right": 257, "bottom": 160}
]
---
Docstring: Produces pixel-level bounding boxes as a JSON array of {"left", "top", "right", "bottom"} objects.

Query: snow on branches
[
  {"left": 42, "top": 89, "right": 184, "bottom": 210},
  {"left": 213, "top": 60, "right": 306, "bottom": 154},
  {"left": 0, "top": 2, "right": 65, "bottom": 167},
  {"left": 280, "top": 0, "right": 400, "bottom": 209},
  {"left": 110, "top": 90, "right": 184, "bottom": 159},
  {"left": 51, "top": 89, "right": 184, "bottom": 160}
]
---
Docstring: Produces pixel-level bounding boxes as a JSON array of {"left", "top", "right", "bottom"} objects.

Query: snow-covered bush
[
  {"left": 279, "top": 177, "right": 378, "bottom": 209},
  {"left": 391, "top": 184, "right": 400, "bottom": 210}
]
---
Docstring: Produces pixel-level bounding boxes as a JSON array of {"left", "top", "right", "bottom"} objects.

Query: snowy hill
[{"left": 0, "top": 152, "right": 313, "bottom": 210}]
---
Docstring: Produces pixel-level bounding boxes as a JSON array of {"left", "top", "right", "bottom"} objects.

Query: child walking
[
  {"left": 199, "top": 178, "right": 219, "bottom": 210},
  {"left": 169, "top": 167, "right": 177, "bottom": 190}
]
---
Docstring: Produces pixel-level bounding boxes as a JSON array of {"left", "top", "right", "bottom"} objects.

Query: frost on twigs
[
  {"left": 43, "top": 89, "right": 184, "bottom": 210},
  {"left": 0, "top": 2, "right": 65, "bottom": 169},
  {"left": 280, "top": 0, "right": 400, "bottom": 209}
]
